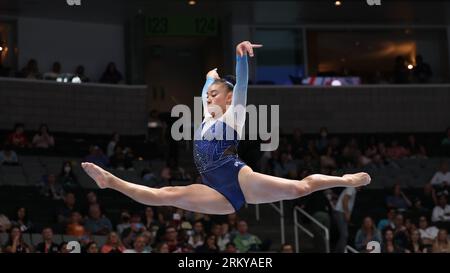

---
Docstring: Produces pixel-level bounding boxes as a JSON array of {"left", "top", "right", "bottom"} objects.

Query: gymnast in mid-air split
[{"left": 81, "top": 41, "right": 371, "bottom": 215}]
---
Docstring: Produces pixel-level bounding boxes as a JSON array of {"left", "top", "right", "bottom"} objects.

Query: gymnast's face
[{"left": 207, "top": 83, "right": 233, "bottom": 117}]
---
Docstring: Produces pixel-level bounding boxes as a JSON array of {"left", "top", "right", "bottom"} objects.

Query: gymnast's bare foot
[
  {"left": 343, "top": 172, "right": 371, "bottom": 187},
  {"left": 81, "top": 162, "right": 112, "bottom": 189}
]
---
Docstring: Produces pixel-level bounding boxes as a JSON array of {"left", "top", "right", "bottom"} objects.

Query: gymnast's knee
[{"left": 296, "top": 176, "right": 313, "bottom": 197}]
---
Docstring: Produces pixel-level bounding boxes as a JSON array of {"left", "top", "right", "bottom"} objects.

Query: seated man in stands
[
  {"left": 430, "top": 161, "right": 450, "bottom": 192},
  {"left": 385, "top": 183, "right": 412, "bottom": 212},
  {"left": 6, "top": 123, "right": 29, "bottom": 149},
  {"left": 431, "top": 193, "right": 450, "bottom": 231},
  {"left": 0, "top": 145, "right": 19, "bottom": 166},
  {"left": 84, "top": 204, "right": 112, "bottom": 236},
  {"left": 84, "top": 145, "right": 109, "bottom": 168},
  {"left": 232, "top": 220, "right": 262, "bottom": 253},
  {"left": 35, "top": 227, "right": 59, "bottom": 253}
]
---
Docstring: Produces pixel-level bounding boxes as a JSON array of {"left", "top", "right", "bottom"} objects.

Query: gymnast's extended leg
[
  {"left": 238, "top": 166, "right": 370, "bottom": 204},
  {"left": 81, "top": 162, "right": 235, "bottom": 215}
]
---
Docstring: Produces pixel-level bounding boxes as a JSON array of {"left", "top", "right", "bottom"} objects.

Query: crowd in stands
[
  {"left": 1, "top": 120, "right": 449, "bottom": 253},
  {"left": 0, "top": 59, "right": 124, "bottom": 84}
]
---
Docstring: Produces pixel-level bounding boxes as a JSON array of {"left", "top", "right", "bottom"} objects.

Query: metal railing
[
  {"left": 346, "top": 245, "right": 359, "bottom": 253},
  {"left": 254, "top": 201, "right": 285, "bottom": 244},
  {"left": 293, "top": 206, "right": 330, "bottom": 253}
]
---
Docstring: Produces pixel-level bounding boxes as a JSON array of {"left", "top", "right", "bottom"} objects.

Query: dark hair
[
  {"left": 38, "top": 123, "right": 50, "bottom": 136},
  {"left": 213, "top": 75, "right": 236, "bottom": 92}
]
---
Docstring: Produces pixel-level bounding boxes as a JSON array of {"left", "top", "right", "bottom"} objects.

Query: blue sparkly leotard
[{"left": 193, "top": 55, "right": 248, "bottom": 211}]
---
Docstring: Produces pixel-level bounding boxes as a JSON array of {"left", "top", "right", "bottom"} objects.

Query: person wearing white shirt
[
  {"left": 333, "top": 186, "right": 360, "bottom": 253},
  {"left": 430, "top": 161, "right": 450, "bottom": 187},
  {"left": 418, "top": 215, "right": 439, "bottom": 246},
  {"left": 432, "top": 194, "right": 450, "bottom": 223}
]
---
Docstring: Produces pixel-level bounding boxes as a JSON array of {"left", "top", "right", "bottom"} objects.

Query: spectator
[
  {"left": 224, "top": 242, "right": 238, "bottom": 253},
  {"left": 155, "top": 242, "right": 169, "bottom": 253},
  {"left": 195, "top": 234, "right": 219, "bottom": 253},
  {"left": 56, "top": 192, "right": 79, "bottom": 228},
  {"left": 405, "top": 229, "right": 427, "bottom": 253},
  {"left": 43, "top": 62, "right": 61, "bottom": 81},
  {"left": 409, "top": 197, "right": 431, "bottom": 222},
  {"left": 431, "top": 193, "right": 450, "bottom": 230},
  {"left": 7, "top": 123, "right": 29, "bottom": 149},
  {"left": 141, "top": 230, "right": 154, "bottom": 252},
  {"left": 412, "top": 55, "right": 432, "bottom": 83},
  {"left": 59, "top": 242, "right": 70, "bottom": 253},
  {"left": 58, "top": 161, "right": 78, "bottom": 190},
  {"left": 11, "top": 207, "right": 33, "bottom": 233},
  {"left": 100, "top": 231, "right": 126, "bottom": 253},
  {"left": 84, "top": 204, "right": 112, "bottom": 235},
  {"left": 280, "top": 244, "right": 294, "bottom": 253},
  {"left": 233, "top": 220, "right": 262, "bottom": 253},
  {"left": 85, "top": 241, "right": 99, "bottom": 253},
  {"left": 405, "top": 135, "right": 427, "bottom": 158},
  {"left": 381, "top": 228, "right": 404, "bottom": 253},
  {"left": 124, "top": 235, "right": 150, "bottom": 253},
  {"left": 109, "top": 145, "right": 133, "bottom": 170},
  {"left": 188, "top": 220, "right": 206, "bottom": 248},
  {"left": 432, "top": 229, "right": 450, "bottom": 253},
  {"left": 0, "top": 214, "right": 11, "bottom": 233},
  {"left": 377, "top": 208, "right": 396, "bottom": 232},
  {"left": 226, "top": 214, "right": 239, "bottom": 237},
  {"left": 74, "top": 65, "right": 89, "bottom": 83},
  {"left": 84, "top": 145, "right": 109, "bottom": 168},
  {"left": 273, "top": 151, "right": 298, "bottom": 179},
  {"left": 107, "top": 133, "right": 120, "bottom": 158},
  {"left": 320, "top": 146, "right": 337, "bottom": 172},
  {"left": 143, "top": 207, "right": 160, "bottom": 237},
  {"left": 386, "top": 140, "right": 409, "bottom": 160},
  {"left": 385, "top": 183, "right": 412, "bottom": 212},
  {"left": 333, "top": 187, "right": 360, "bottom": 253},
  {"left": 354, "top": 216, "right": 382, "bottom": 252},
  {"left": 100, "top": 62, "right": 123, "bottom": 84},
  {"left": 163, "top": 226, "right": 182, "bottom": 253},
  {"left": 393, "top": 55, "right": 410, "bottom": 84},
  {"left": 40, "top": 174, "right": 64, "bottom": 201},
  {"left": 32, "top": 124, "right": 55, "bottom": 149},
  {"left": 420, "top": 183, "right": 438, "bottom": 210},
  {"left": 66, "top": 211, "right": 85, "bottom": 237},
  {"left": 418, "top": 215, "right": 439, "bottom": 246},
  {"left": 392, "top": 213, "right": 409, "bottom": 249},
  {"left": 121, "top": 213, "right": 146, "bottom": 248},
  {"left": 3, "top": 226, "right": 32, "bottom": 253},
  {"left": 0, "top": 145, "right": 19, "bottom": 166},
  {"left": 81, "top": 191, "right": 104, "bottom": 216},
  {"left": 35, "top": 227, "right": 59, "bottom": 253},
  {"left": 217, "top": 222, "right": 231, "bottom": 252},
  {"left": 21, "top": 59, "right": 41, "bottom": 79},
  {"left": 116, "top": 210, "right": 131, "bottom": 236},
  {"left": 430, "top": 161, "right": 450, "bottom": 189}
]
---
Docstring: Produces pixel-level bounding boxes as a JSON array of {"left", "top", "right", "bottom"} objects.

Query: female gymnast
[{"left": 81, "top": 41, "right": 371, "bottom": 215}]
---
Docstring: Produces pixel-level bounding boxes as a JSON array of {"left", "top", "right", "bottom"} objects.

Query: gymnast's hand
[
  {"left": 206, "top": 68, "right": 220, "bottom": 80},
  {"left": 236, "top": 41, "right": 263, "bottom": 57}
]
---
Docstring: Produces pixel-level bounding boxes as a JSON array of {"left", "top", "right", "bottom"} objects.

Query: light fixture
[
  {"left": 407, "top": 64, "right": 414, "bottom": 70},
  {"left": 335, "top": 1, "right": 342, "bottom": 6},
  {"left": 188, "top": 0, "right": 196, "bottom": 5},
  {"left": 0, "top": 46, "right": 3, "bottom": 52}
]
